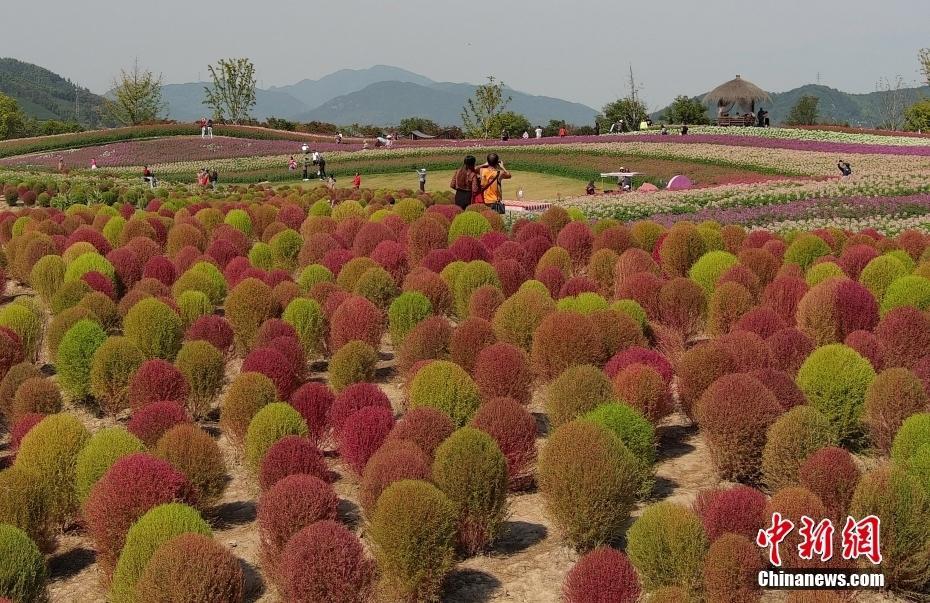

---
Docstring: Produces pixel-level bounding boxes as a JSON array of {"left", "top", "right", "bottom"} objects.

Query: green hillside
[{"left": 0, "top": 58, "right": 109, "bottom": 127}]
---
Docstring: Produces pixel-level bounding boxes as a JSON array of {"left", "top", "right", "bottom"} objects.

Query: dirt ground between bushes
[{"left": 0, "top": 281, "right": 905, "bottom": 603}]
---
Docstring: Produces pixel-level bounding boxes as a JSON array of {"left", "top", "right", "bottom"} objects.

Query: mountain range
[{"left": 2, "top": 58, "right": 928, "bottom": 128}]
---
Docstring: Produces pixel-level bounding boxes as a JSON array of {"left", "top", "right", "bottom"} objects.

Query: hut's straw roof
[{"left": 703, "top": 75, "right": 771, "bottom": 106}]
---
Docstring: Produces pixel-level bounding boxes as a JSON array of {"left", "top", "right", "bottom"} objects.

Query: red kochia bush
[
  {"left": 734, "top": 306, "right": 787, "bottom": 339},
  {"left": 874, "top": 306, "right": 930, "bottom": 368},
  {"left": 695, "top": 484, "right": 767, "bottom": 542},
  {"left": 676, "top": 342, "right": 737, "bottom": 420},
  {"left": 798, "top": 446, "right": 859, "bottom": 520},
  {"left": 844, "top": 330, "right": 884, "bottom": 370},
  {"left": 766, "top": 328, "right": 816, "bottom": 376},
  {"left": 258, "top": 435, "right": 328, "bottom": 491},
  {"left": 254, "top": 319, "right": 298, "bottom": 349},
  {"left": 387, "top": 406, "right": 455, "bottom": 458},
  {"left": 714, "top": 330, "right": 773, "bottom": 372},
  {"left": 747, "top": 369, "right": 807, "bottom": 410},
  {"left": 470, "top": 397, "right": 537, "bottom": 490},
  {"left": 559, "top": 276, "right": 600, "bottom": 298},
  {"left": 616, "top": 271, "right": 664, "bottom": 320},
  {"left": 0, "top": 328, "right": 24, "bottom": 385},
  {"left": 468, "top": 285, "right": 505, "bottom": 321},
  {"left": 338, "top": 406, "right": 395, "bottom": 475},
  {"left": 128, "top": 360, "right": 190, "bottom": 409},
  {"left": 127, "top": 401, "right": 191, "bottom": 448},
  {"left": 258, "top": 474, "right": 338, "bottom": 575},
  {"left": 289, "top": 383, "right": 335, "bottom": 444},
  {"left": 327, "top": 383, "right": 392, "bottom": 436},
  {"left": 563, "top": 547, "right": 641, "bottom": 603},
  {"left": 352, "top": 221, "right": 395, "bottom": 257},
  {"left": 142, "top": 255, "right": 177, "bottom": 286},
  {"left": 556, "top": 221, "right": 594, "bottom": 268},
  {"left": 531, "top": 311, "right": 601, "bottom": 380},
  {"left": 329, "top": 295, "right": 384, "bottom": 351},
  {"left": 450, "top": 317, "right": 497, "bottom": 373},
  {"left": 612, "top": 363, "right": 674, "bottom": 424},
  {"left": 134, "top": 533, "right": 244, "bottom": 603},
  {"left": 184, "top": 315, "right": 234, "bottom": 352},
  {"left": 10, "top": 412, "right": 44, "bottom": 452},
  {"left": 396, "top": 316, "right": 452, "bottom": 377},
  {"left": 535, "top": 265, "right": 566, "bottom": 298},
  {"left": 84, "top": 452, "right": 196, "bottom": 575},
  {"left": 605, "top": 347, "right": 673, "bottom": 382},
  {"left": 838, "top": 243, "right": 879, "bottom": 279},
  {"left": 371, "top": 240, "right": 409, "bottom": 284},
  {"left": 702, "top": 533, "right": 764, "bottom": 603},
  {"left": 762, "top": 276, "right": 809, "bottom": 324},
  {"left": 107, "top": 247, "right": 143, "bottom": 291},
  {"left": 241, "top": 347, "right": 298, "bottom": 399},
  {"left": 472, "top": 342, "right": 532, "bottom": 405},
  {"left": 449, "top": 236, "right": 491, "bottom": 262},
  {"left": 419, "top": 248, "right": 456, "bottom": 273},
  {"left": 278, "top": 520, "right": 375, "bottom": 603},
  {"left": 492, "top": 258, "right": 527, "bottom": 298},
  {"left": 359, "top": 439, "right": 432, "bottom": 514}
]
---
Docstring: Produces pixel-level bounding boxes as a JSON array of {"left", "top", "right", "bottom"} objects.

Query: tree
[
  {"left": 462, "top": 76, "right": 512, "bottom": 138},
  {"left": 784, "top": 95, "right": 820, "bottom": 126},
  {"left": 488, "top": 112, "right": 532, "bottom": 138},
  {"left": 103, "top": 60, "right": 165, "bottom": 126},
  {"left": 920, "top": 48, "right": 930, "bottom": 87},
  {"left": 602, "top": 65, "right": 649, "bottom": 131},
  {"left": 874, "top": 76, "right": 907, "bottom": 131},
  {"left": 904, "top": 98, "right": 930, "bottom": 132},
  {"left": 0, "top": 94, "right": 29, "bottom": 140},
  {"left": 203, "top": 58, "right": 257, "bottom": 124},
  {"left": 398, "top": 117, "right": 441, "bottom": 136},
  {"left": 663, "top": 95, "right": 710, "bottom": 125}
]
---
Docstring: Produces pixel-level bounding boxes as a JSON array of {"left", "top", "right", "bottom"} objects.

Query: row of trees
[{"left": 0, "top": 94, "right": 83, "bottom": 140}]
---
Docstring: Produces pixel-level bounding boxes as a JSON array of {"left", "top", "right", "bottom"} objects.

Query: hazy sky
[{"left": 2, "top": 0, "right": 927, "bottom": 110}]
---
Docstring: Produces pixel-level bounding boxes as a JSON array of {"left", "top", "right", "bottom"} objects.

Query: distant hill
[
  {"left": 269, "top": 65, "right": 435, "bottom": 111},
  {"left": 0, "top": 58, "right": 108, "bottom": 127},
  {"left": 161, "top": 83, "right": 308, "bottom": 122},
  {"left": 653, "top": 83, "right": 930, "bottom": 127},
  {"left": 298, "top": 80, "right": 599, "bottom": 126}
]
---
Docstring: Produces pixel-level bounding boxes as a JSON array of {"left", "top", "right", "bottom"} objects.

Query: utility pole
[{"left": 628, "top": 65, "right": 637, "bottom": 102}]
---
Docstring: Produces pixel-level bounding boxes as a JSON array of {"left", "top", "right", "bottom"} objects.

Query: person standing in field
[
  {"left": 522, "top": 130, "right": 529, "bottom": 139},
  {"left": 199, "top": 117, "right": 207, "bottom": 138},
  {"left": 478, "top": 153, "right": 511, "bottom": 214},
  {"left": 450, "top": 155, "right": 479, "bottom": 210},
  {"left": 535, "top": 125, "right": 543, "bottom": 139},
  {"left": 206, "top": 118, "right": 214, "bottom": 138},
  {"left": 209, "top": 168, "right": 218, "bottom": 190},
  {"left": 558, "top": 125, "right": 567, "bottom": 137},
  {"left": 317, "top": 152, "right": 327, "bottom": 179},
  {"left": 353, "top": 172, "right": 362, "bottom": 189},
  {"left": 90, "top": 158, "right": 98, "bottom": 170},
  {"left": 416, "top": 168, "right": 427, "bottom": 192}
]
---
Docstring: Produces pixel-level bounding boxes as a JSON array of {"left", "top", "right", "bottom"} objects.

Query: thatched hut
[{"left": 703, "top": 75, "right": 771, "bottom": 116}]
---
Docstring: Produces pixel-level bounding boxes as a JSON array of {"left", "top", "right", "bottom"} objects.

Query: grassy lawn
[{"left": 302, "top": 169, "right": 590, "bottom": 201}]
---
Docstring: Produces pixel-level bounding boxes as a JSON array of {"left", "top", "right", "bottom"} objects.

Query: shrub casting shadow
[
  {"left": 48, "top": 547, "right": 96, "bottom": 579},
  {"left": 656, "top": 423, "right": 697, "bottom": 461},
  {"left": 209, "top": 500, "right": 256, "bottom": 529},
  {"left": 495, "top": 520, "right": 547, "bottom": 554},
  {"left": 442, "top": 568, "right": 502, "bottom": 603}
]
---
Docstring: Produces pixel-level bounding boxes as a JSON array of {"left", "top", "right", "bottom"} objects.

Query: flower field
[{"left": 0, "top": 167, "right": 927, "bottom": 602}]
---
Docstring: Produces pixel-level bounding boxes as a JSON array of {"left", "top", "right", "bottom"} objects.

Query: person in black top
[
  {"left": 206, "top": 118, "right": 214, "bottom": 138},
  {"left": 837, "top": 160, "right": 852, "bottom": 177},
  {"left": 681, "top": 125, "right": 689, "bottom": 135},
  {"left": 317, "top": 153, "right": 327, "bottom": 179},
  {"left": 209, "top": 168, "right": 219, "bottom": 190}
]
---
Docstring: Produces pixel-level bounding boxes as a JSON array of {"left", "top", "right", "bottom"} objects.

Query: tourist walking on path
[
  {"left": 200, "top": 117, "right": 207, "bottom": 137},
  {"left": 535, "top": 125, "right": 543, "bottom": 139},
  {"left": 478, "top": 153, "right": 511, "bottom": 214},
  {"left": 209, "top": 168, "right": 218, "bottom": 191},
  {"left": 416, "top": 168, "right": 427, "bottom": 192},
  {"left": 522, "top": 130, "right": 529, "bottom": 139},
  {"left": 206, "top": 118, "right": 214, "bottom": 138},
  {"left": 558, "top": 126, "right": 567, "bottom": 137},
  {"left": 450, "top": 155, "right": 480, "bottom": 210}
]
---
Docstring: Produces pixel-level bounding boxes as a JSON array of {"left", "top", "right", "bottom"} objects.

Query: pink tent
[
  {"left": 667, "top": 175, "right": 693, "bottom": 191},
  {"left": 638, "top": 182, "right": 659, "bottom": 192}
]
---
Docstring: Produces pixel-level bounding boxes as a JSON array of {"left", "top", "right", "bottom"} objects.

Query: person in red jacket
[
  {"left": 353, "top": 173, "right": 362, "bottom": 189},
  {"left": 558, "top": 126, "right": 567, "bottom": 137}
]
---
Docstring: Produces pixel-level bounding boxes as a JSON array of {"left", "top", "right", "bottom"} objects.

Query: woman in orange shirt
[{"left": 478, "top": 153, "right": 511, "bottom": 214}]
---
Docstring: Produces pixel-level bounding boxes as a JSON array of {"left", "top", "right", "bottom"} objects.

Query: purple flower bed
[
  {"left": 649, "top": 195, "right": 930, "bottom": 226},
  {"left": 0, "top": 136, "right": 362, "bottom": 168}
]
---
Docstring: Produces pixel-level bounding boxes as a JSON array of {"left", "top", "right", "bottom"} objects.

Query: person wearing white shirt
[
  {"left": 535, "top": 126, "right": 543, "bottom": 139},
  {"left": 522, "top": 131, "right": 529, "bottom": 139}
]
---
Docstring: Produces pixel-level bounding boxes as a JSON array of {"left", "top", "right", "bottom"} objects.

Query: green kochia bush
[
  {"left": 225, "top": 278, "right": 277, "bottom": 353},
  {"left": 134, "top": 533, "right": 244, "bottom": 603},
  {"left": 784, "top": 234, "right": 830, "bottom": 271},
  {"left": 14, "top": 413, "right": 90, "bottom": 526},
  {"left": 626, "top": 502, "right": 708, "bottom": 596},
  {"left": 452, "top": 261, "right": 501, "bottom": 319},
  {"left": 546, "top": 364, "right": 615, "bottom": 428},
  {"left": 89, "top": 336, "right": 146, "bottom": 415},
  {"left": 329, "top": 341, "right": 378, "bottom": 393},
  {"left": 796, "top": 344, "right": 876, "bottom": 444},
  {"left": 881, "top": 275, "right": 930, "bottom": 315},
  {"left": 581, "top": 403, "right": 655, "bottom": 495},
  {"left": 64, "top": 251, "right": 115, "bottom": 284},
  {"left": 174, "top": 340, "right": 225, "bottom": 419},
  {"left": 74, "top": 427, "right": 145, "bottom": 504},
  {"left": 408, "top": 360, "right": 482, "bottom": 426},
  {"left": 0, "top": 524, "right": 46, "bottom": 603},
  {"left": 282, "top": 298, "right": 325, "bottom": 356},
  {"left": 858, "top": 255, "right": 907, "bottom": 300},
  {"left": 110, "top": 503, "right": 212, "bottom": 603},
  {"left": 244, "top": 402, "right": 309, "bottom": 470},
  {"left": 123, "top": 298, "right": 183, "bottom": 360},
  {"left": 298, "top": 264, "right": 334, "bottom": 293},
  {"left": 369, "top": 480, "right": 457, "bottom": 602},
  {"left": 30, "top": 254, "right": 65, "bottom": 302},
  {"left": 538, "top": 420, "right": 642, "bottom": 550},
  {"left": 432, "top": 427, "right": 508, "bottom": 555},
  {"left": 689, "top": 250, "right": 738, "bottom": 294},
  {"left": 890, "top": 413, "right": 930, "bottom": 465},
  {"left": 175, "top": 290, "right": 212, "bottom": 329},
  {"left": 448, "top": 212, "right": 492, "bottom": 243},
  {"left": 57, "top": 319, "right": 108, "bottom": 398},
  {"left": 0, "top": 304, "right": 42, "bottom": 361},
  {"left": 388, "top": 291, "right": 432, "bottom": 346},
  {"left": 761, "top": 406, "right": 836, "bottom": 492}
]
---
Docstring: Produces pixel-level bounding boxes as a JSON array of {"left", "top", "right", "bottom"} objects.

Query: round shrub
[
  {"left": 659, "top": 224, "right": 707, "bottom": 277},
  {"left": 134, "top": 533, "right": 244, "bottom": 603},
  {"left": 173, "top": 340, "right": 225, "bottom": 419},
  {"left": 492, "top": 287, "right": 555, "bottom": 352},
  {"left": 763, "top": 486, "right": 830, "bottom": 570},
  {"left": 890, "top": 412, "right": 930, "bottom": 465},
  {"left": 449, "top": 316, "right": 496, "bottom": 373},
  {"left": 702, "top": 533, "right": 764, "bottom": 603},
  {"left": 50, "top": 278, "right": 92, "bottom": 314},
  {"left": 0, "top": 465, "right": 50, "bottom": 549},
  {"left": 110, "top": 503, "right": 212, "bottom": 603},
  {"left": 563, "top": 547, "right": 641, "bottom": 603},
  {"left": 707, "top": 281, "right": 753, "bottom": 336},
  {"left": 796, "top": 344, "right": 876, "bottom": 444},
  {"left": 219, "top": 372, "right": 276, "bottom": 444},
  {"left": 859, "top": 254, "right": 907, "bottom": 300},
  {"left": 30, "top": 254, "right": 65, "bottom": 302},
  {"left": 676, "top": 342, "right": 737, "bottom": 421},
  {"left": 539, "top": 420, "right": 641, "bottom": 550},
  {"left": 244, "top": 402, "right": 309, "bottom": 471},
  {"left": 695, "top": 374, "right": 783, "bottom": 483},
  {"left": 767, "top": 327, "right": 816, "bottom": 376},
  {"left": 784, "top": 234, "right": 831, "bottom": 270},
  {"left": 277, "top": 520, "right": 374, "bottom": 603},
  {"left": 258, "top": 435, "right": 327, "bottom": 492},
  {"left": 875, "top": 306, "right": 930, "bottom": 369},
  {"left": 798, "top": 446, "right": 859, "bottom": 520},
  {"left": 225, "top": 278, "right": 277, "bottom": 353},
  {"left": 9, "top": 377, "right": 61, "bottom": 425},
  {"left": 281, "top": 298, "right": 325, "bottom": 356},
  {"left": 626, "top": 502, "right": 708, "bottom": 595},
  {"left": 844, "top": 329, "right": 884, "bottom": 370},
  {"left": 531, "top": 310, "right": 601, "bottom": 380},
  {"left": 408, "top": 360, "right": 481, "bottom": 426},
  {"left": 288, "top": 382, "right": 335, "bottom": 445},
  {"left": 470, "top": 397, "right": 536, "bottom": 490},
  {"left": 448, "top": 211, "right": 491, "bottom": 243},
  {"left": 395, "top": 315, "right": 451, "bottom": 376},
  {"left": 84, "top": 453, "right": 196, "bottom": 575},
  {"left": 611, "top": 363, "right": 673, "bottom": 424},
  {"left": 761, "top": 405, "right": 836, "bottom": 492},
  {"left": 123, "top": 298, "right": 183, "bottom": 360},
  {"left": 329, "top": 340, "right": 378, "bottom": 393},
  {"left": 128, "top": 401, "right": 191, "bottom": 448},
  {"left": 581, "top": 403, "right": 655, "bottom": 484},
  {"left": 257, "top": 473, "right": 337, "bottom": 575},
  {"left": 472, "top": 342, "right": 532, "bottom": 405},
  {"left": 56, "top": 318, "right": 108, "bottom": 398},
  {"left": 329, "top": 295, "right": 384, "bottom": 351},
  {"left": 689, "top": 250, "right": 738, "bottom": 294},
  {"left": 354, "top": 266, "right": 399, "bottom": 309},
  {"left": 432, "top": 427, "right": 508, "bottom": 555},
  {"left": 185, "top": 314, "right": 234, "bottom": 352},
  {"left": 359, "top": 439, "right": 431, "bottom": 516},
  {"left": 849, "top": 467, "right": 930, "bottom": 590},
  {"left": 387, "top": 406, "right": 455, "bottom": 458},
  {"left": 154, "top": 424, "right": 226, "bottom": 508},
  {"left": 89, "top": 336, "right": 145, "bottom": 415},
  {"left": 696, "top": 484, "right": 767, "bottom": 542},
  {"left": 0, "top": 304, "right": 41, "bottom": 362},
  {"left": 128, "top": 359, "right": 189, "bottom": 410},
  {"left": 338, "top": 406, "right": 395, "bottom": 475},
  {"left": 74, "top": 427, "right": 145, "bottom": 504},
  {"left": 327, "top": 382, "right": 391, "bottom": 437},
  {"left": 545, "top": 364, "right": 614, "bottom": 428},
  {"left": 881, "top": 275, "right": 930, "bottom": 315},
  {"left": 13, "top": 413, "right": 89, "bottom": 525},
  {"left": 0, "top": 524, "right": 46, "bottom": 603},
  {"left": 368, "top": 480, "right": 457, "bottom": 602},
  {"left": 241, "top": 347, "right": 297, "bottom": 400},
  {"left": 388, "top": 291, "right": 432, "bottom": 346},
  {"left": 863, "top": 367, "right": 928, "bottom": 453},
  {"left": 452, "top": 260, "right": 500, "bottom": 318}
]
